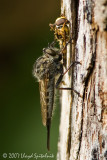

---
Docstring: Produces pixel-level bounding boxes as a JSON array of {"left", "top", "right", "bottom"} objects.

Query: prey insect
[
  {"left": 33, "top": 42, "right": 80, "bottom": 151},
  {"left": 49, "top": 16, "right": 70, "bottom": 44},
  {"left": 49, "top": 16, "right": 71, "bottom": 66}
]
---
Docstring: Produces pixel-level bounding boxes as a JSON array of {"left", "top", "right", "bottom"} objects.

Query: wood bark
[{"left": 57, "top": 0, "right": 107, "bottom": 160}]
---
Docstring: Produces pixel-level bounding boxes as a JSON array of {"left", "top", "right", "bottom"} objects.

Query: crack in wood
[
  {"left": 67, "top": 103, "right": 72, "bottom": 158},
  {"left": 82, "top": 52, "right": 96, "bottom": 86},
  {"left": 76, "top": 91, "right": 84, "bottom": 160}
]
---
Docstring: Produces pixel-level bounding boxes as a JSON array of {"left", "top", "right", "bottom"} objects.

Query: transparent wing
[{"left": 39, "top": 77, "right": 49, "bottom": 126}]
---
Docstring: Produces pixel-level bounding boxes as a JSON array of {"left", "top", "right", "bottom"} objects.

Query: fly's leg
[
  {"left": 58, "top": 87, "right": 81, "bottom": 97},
  {"left": 63, "top": 61, "right": 81, "bottom": 76},
  {"left": 55, "top": 74, "right": 63, "bottom": 88},
  {"left": 56, "top": 78, "right": 81, "bottom": 97},
  {"left": 56, "top": 61, "right": 81, "bottom": 87},
  {"left": 49, "top": 41, "right": 56, "bottom": 48},
  {"left": 60, "top": 37, "right": 73, "bottom": 67},
  {"left": 55, "top": 61, "right": 82, "bottom": 97},
  {"left": 60, "top": 37, "right": 73, "bottom": 53}
]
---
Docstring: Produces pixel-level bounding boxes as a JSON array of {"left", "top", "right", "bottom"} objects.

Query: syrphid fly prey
[
  {"left": 33, "top": 42, "right": 81, "bottom": 151},
  {"left": 49, "top": 16, "right": 70, "bottom": 45},
  {"left": 49, "top": 16, "right": 71, "bottom": 66}
]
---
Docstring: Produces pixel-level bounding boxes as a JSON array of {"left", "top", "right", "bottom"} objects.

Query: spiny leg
[
  {"left": 55, "top": 61, "right": 81, "bottom": 97},
  {"left": 63, "top": 61, "right": 81, "bottom": 76},
  {"left": 55, "top": 61, "right": 81, "bottom": 87},
  {"left": 60, "top": 37, "right": 73, "bottom": 53},
  {"left": 49, "top": 41, "right": 56, "bottom": 48},
  {"left": 58, "top": 87, "right": 81, "bottom": 97},
  {"left": 60, "top": 37, "right": 73, "bottom": 67}
]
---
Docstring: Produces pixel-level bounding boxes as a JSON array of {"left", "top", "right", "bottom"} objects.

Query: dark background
[{"left": 0, "top": 1, "right": 60, "bottom": 159}]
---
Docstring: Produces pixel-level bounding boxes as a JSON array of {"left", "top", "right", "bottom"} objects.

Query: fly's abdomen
[
  {"left": 46, "top": 77, "right": 55, "bottom": 151},
  {"left": 47, "top": 78, "right": 55, "bottom": 121}
]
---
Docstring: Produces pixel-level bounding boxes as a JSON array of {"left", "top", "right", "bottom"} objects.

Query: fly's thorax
[
  {"left": 33, "top": 55, "right": 51, "bottom": 80},
  {"left": 33, "top": 50, "right": 63, "bottom": 81}
]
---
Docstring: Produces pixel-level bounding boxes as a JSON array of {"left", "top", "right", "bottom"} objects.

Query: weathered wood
[
  {"left": 57, "top": 1, "right": 72, "bottom": 160},
  {"left": 57, "top": 0, "right": 107, "bottom": 160}
]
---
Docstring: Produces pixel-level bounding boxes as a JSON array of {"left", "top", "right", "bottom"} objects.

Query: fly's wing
[
  {"left": 39, "top": 77, "right": 49, "bottom": 126},
  {"left": 39, "top": 76, "right": 55, "bottom": 151}
]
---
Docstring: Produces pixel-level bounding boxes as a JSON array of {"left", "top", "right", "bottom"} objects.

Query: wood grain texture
[{"left": 57, "top": 0, "right": 107, "bottom": 160}]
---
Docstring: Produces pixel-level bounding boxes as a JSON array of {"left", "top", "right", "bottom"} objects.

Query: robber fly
[
  {"left": 33, "top": 42, "right": 80, "bottom": 151},
  {"left": 49, "top": 16, "right": 71, "bottom": 66}
]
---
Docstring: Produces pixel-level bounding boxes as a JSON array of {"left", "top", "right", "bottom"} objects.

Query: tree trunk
[{"left": 57, "top": 0, "right": 107, "bottom": 160}]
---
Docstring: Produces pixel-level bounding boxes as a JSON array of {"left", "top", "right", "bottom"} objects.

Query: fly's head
[{"left": 49, "top": 16, "right": 71, "bottom": 45}]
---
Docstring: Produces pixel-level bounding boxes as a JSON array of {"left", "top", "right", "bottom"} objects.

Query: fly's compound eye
[
  {"left": 50, "top": 16, "right": 70, "bottom": 28},
  {"left": 55, "top": 17, "right": 70, "bottom": 26}
]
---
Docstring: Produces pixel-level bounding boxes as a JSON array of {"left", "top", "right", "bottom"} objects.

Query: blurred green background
[{"left": 0, "top": 1, "right": 60, "bottom": 159}]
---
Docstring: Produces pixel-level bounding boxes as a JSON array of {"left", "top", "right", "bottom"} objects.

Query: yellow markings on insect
[
  {"left": 49, "top": 16, "right": 71, "bottom": 66},
  {"left": 49, "top": 16, "right": 70, "bottom": 45}
]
